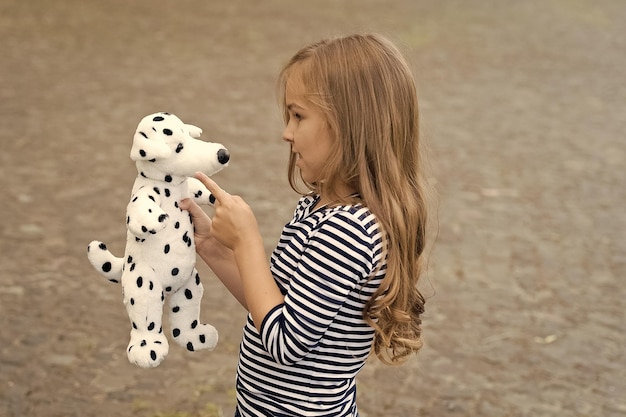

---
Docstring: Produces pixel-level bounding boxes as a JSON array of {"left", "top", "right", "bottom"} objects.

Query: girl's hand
[{"left": 193, "top": 172, "right": 261, "bottom": 253}]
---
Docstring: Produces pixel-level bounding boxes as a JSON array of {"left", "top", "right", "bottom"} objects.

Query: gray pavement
[{"left": 1, "top": 0, "right": 624, "bottom": 416}]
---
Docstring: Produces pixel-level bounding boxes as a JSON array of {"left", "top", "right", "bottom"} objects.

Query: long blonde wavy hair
[{"left": 277, "top": 34, "right": 429, "bottom": 364}]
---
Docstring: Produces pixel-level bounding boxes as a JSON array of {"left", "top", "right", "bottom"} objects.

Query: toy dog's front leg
[
  {"left": 127, "top": 186, "right": 169, "bottom": 238},
  {"left": 187, "top": 177, "right": 216, "bottom": 206}
]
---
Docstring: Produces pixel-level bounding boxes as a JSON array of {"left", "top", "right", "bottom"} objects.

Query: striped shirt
[{"left": 235, "top": 195, "right": 386, "bottom": 417}]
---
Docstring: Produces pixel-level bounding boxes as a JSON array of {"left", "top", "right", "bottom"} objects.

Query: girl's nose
[{"left": 282, "top": 125, "right": 294, "bottom": 143}]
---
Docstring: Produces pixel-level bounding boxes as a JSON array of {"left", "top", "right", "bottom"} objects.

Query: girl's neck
[{"left": 313, "top": 186, "right": 360, "bottom": 211}]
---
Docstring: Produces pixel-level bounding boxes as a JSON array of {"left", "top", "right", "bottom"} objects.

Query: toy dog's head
[{"left": 130, "top": 112, "right": 229, "bottom": 182}]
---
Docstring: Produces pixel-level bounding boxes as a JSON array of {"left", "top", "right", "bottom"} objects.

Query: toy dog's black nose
[{"left": 217, "top": 148, "right": 230, "bottom": 164}]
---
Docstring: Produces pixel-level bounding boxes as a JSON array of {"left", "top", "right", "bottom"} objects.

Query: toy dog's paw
[
  {"left": 186, "top": 177, "right": 215, "bottom": 206},
  {"left": 128, "top": 212, "right": 169, "bottom": 238},
  {"left": 191, "top": 189, "right": 214, "bottom": 206},
  {"left": 173, "top": 323, "right": 219, "bottom": 352},
  {"left": 127, "top": 332, "right": 169, "bottom": 368}
]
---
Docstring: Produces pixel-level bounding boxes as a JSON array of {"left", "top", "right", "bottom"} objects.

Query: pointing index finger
[{"left": 194, "top": 172, "right": 227, "bottom": 202}]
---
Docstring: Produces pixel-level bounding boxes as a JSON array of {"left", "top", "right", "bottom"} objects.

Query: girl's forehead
[
  {"left": 284, "top": 81, "right": 312, "bottom": 112},
  {"left": 285, "top": 72, "right": 308, "bottom": 96}
]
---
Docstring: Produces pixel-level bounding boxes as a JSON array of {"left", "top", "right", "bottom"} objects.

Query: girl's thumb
[{"left": 180, "top": 198, "right": 199, "bottom": 214}]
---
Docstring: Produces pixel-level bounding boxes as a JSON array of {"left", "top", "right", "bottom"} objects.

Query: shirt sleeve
[{"left": 259, "top": 211, "right": 376, "bottom": 366}]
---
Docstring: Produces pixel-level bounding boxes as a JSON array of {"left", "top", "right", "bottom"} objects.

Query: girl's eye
[{"left": 293, "top": 112, "right": 302, "bottom": 121}]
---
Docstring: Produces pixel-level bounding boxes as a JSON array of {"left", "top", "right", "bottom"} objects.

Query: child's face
[{"left": 282, "top": 76, "right": 334, "bottom": 185}]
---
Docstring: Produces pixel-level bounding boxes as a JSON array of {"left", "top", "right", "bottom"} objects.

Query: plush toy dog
[{"left": 87, "top": 112, "right": 229, "bottom": 368}]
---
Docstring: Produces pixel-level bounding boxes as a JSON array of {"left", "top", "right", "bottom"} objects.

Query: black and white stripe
[{"left": 236, "top": 195, "right": 386, "bottom": 416}]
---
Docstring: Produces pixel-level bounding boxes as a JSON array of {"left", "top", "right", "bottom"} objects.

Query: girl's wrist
[
  {"left": 197, "top": 236, "right": 232, "bottom": 263},
  {"left": 233, "top": 232, "right": 264, "bottom": 260}
]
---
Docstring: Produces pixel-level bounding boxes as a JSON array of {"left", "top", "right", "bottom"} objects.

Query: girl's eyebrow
[{"left": 287, "top": 103, "right": 306, "bottom": 111}]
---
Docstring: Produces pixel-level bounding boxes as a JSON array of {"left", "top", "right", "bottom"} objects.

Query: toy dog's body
[{"left": 87, "top": 112, "right": 229, "bottom": 368}]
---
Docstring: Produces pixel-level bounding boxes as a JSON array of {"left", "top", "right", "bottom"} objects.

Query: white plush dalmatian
[{"left": 87, "top": 112, "right": 229, "bottom": 368}]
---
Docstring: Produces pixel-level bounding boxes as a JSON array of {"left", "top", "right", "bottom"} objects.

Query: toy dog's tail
[{"left": 87, "top": 241, "right": 124, "bottom": 283}]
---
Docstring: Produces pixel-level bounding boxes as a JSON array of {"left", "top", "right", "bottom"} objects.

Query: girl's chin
[{"left": 296, "top": 165, "right": 320, "bottom": 184}]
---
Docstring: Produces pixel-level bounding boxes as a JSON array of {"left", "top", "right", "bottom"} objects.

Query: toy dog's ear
[
  {"left": 185, "top": 124, "right": 203, "bottom": 138},
  {"left": 130, "top": 130, "right": 172, "bottom": 161}
]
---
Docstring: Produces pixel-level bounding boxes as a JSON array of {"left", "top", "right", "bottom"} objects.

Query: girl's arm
[
  {"left": 180, "top": 197, "right": 248, "bottom": 309},
  {"left": 230, "top": 226, "right": 283, "bottom": 331}
]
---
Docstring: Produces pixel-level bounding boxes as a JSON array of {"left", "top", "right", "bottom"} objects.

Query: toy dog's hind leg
[
  {"left": 168, "top": 269, "right": 218, "bottom": 352},
  {"left": 123, "top": 262, "right": 169, "bottom": 368}
]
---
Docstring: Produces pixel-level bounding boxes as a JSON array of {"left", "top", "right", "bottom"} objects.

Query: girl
[{"left": 181, "top": 33, "right": 429, "bottom": 417}]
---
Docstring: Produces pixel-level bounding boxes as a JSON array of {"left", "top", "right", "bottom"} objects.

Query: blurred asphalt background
[{"left": 1, "top": 0, "right": 624, "bottom": 416}]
